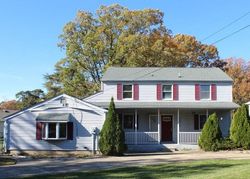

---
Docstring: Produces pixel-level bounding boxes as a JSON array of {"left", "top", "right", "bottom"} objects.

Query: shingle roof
[
  {"left": 0, "top": 110, "right": 18, "bottom": 121},
  {"left": 88, "top": 101, "right": 239, "bottom": 109},
  {"left": 102, "top": 67, "right": 233, "bottom": 82}
]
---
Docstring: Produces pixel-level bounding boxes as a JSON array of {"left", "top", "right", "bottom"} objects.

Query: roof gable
[
  {"left": 4, "top": 94, "right": 107, "bottom": 120},
  {"left": 102, "top": 67, "right": 233, "bottom": 82}
]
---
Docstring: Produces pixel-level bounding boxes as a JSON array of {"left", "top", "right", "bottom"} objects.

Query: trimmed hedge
[{"left": 198, "top": 113, "right": 222, "bottom": 151}]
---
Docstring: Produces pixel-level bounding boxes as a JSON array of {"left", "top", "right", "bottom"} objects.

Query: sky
[{"left": 0, "top": 0, "right": 249, "bottom": 101}]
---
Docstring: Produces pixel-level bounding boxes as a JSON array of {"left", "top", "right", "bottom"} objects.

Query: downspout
[
  {"left": 92, "top": 127, "right": 98, "bottom": 155},
  {"left": 3, "top": 120, "right": 8, "bottom": 153}
]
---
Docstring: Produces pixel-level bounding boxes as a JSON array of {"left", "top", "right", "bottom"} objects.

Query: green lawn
[{"left": 25, "top": 159, "right": 250, "bottom": 179}]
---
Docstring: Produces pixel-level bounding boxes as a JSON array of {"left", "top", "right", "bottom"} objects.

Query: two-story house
[
  {"left": 3, "top": 67, "right": 239, "bottom": 153},
  {"left": 85, "top": 67, "right": 239, "bottom": 150}
]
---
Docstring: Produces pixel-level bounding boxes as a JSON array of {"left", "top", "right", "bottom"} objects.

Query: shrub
[
  {"left": 114, "top": 114, "right": 126, "bottom": 156},
  {"left": 230, "top": 104, "right": 250, "bottom": 149},
  {"left": 216, "top": 138, "right": 236, "bottom": 150},
  {"left": 198, "top": 113, "right": 222, "bottom": 151},
  {"left": 99, "top": 97, "right": 126, "bottom": 156}
]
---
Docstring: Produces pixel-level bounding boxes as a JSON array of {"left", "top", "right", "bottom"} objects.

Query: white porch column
[
  {"left": 135, "top": 109, "right": 138, "bottom": 145},
  {"left": 157, "top": 108, "right": 161, "bottom": 143},
  {"left": 177, "top": 109, "right": 180, "bottom": 144}
]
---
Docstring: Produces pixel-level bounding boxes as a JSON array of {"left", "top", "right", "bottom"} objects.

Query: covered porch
[{"left": 117, "top": 108, "right": 231, "bottom": 146}]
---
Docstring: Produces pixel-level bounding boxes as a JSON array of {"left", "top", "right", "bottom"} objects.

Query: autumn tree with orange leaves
[
  {"left": 0, "top": 100, "right": 19, "bottom": 110},
  {"left": 224, "top": 58, "right": 250, "bottom": 105}
]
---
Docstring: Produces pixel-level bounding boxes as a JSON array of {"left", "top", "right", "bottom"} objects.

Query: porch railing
[
  {"left": 125, "top": 131, "right": 201, "bottom": 145},
  {"left": 179, "top": 132, "right": 201, "bottom": 145},
  {"left": 125, "top": 132, "right": 158, "bottom": 145}
]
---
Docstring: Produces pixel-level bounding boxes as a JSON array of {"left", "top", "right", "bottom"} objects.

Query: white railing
[
  {"left": 125, "top": 132, "right": 158, "bottom": 145},
  {"left": 179, "top": 132, "right": 201, "bottom": 145},
  {"left": 125, "top": 131, "right": 201, "bottom": 145}
]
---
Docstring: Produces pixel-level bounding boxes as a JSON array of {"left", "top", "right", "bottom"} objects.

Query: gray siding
[
  {"left": 6, "top": 95, "right": 106, "bottom": 151},
  {"left": 86, "top": 81, "right": 233, "bottom": 103}
]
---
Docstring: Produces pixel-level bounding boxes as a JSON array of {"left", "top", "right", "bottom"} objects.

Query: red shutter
[
  {"left": 195, "top": 84, "right": 200, "bottom": 101},
  {"left": 194, "top": 114, "right": 199, "bottom": 130},
  {"left": 173, "top": 84, "right": 179, "bottom": 101},
  {"left": 36, "top": 122, "right": 42, "bottom": 140},
  {"left": 156, "top": 84, "right": 162, "bottom": 100},
  {"left": 67, "top": 122, "right": 73, "bottom": 140},
  {"left": 211, "top": 84, "right": 217, "bottom": 100},
  {"left": 133, "top": 84, "right": 139, "bottom": 100},
  {"left": 117, "top": 83, "right": 122, "bottom": 100}
]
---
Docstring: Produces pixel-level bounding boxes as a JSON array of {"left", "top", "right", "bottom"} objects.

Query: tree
[
  {"left": 114, "top": 113, "right": 126, "bottom": 155},
  {"left": 0, "top": 100, "right": 20, "bottom": 110},
  {"left": 16, "top": 89, "right": 45, "bottom": 109},
  {"left": 224, "top": 58, "right": 250, "bottom": 105},
  {"left": 230, "top": 104, "right": 250, "bottom": 148},
  {"left": 45, "top": 4, "right": 223, "bottom": 98},
  {"left": 99, "top": 97, "right": 125, "bottom": 155},
  {"left": 198, "top": 113, "right": 222, "bottom": 151}
]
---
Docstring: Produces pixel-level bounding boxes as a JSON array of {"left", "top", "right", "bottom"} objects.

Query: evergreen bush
[
  {"left": 114, "top": 114, "right": 126, "bottom": 155},
  {"left": 216, "top": 138, "right": 236, "bottom": 150},
  {"left": 99, "top": 97, "right": 126, "bottom": 155},
  {"left": 198, "top": 113, "right": 222, "bottom": 151},
  {"left": 230, "top": 104, "right": 250, "bottom": 149}
]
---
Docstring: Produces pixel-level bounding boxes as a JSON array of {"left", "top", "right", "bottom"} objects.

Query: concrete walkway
[{"left": 1, "top": 151, "right": 250, "bottom": 178}]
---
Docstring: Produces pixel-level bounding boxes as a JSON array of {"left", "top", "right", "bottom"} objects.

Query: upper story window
[
  {"left": 200, "top": 85, "right": 210, "bottom": 100},
  {"left": 162, "top": 85, "right": 172, "bottom": 99},
  {"left": 123, "top": 84, "right": 133, "bottom": 99}
]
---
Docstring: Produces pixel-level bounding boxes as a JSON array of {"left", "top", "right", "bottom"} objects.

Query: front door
[{"left": 161, "top": 115, "right": 173, "bottom": 142}]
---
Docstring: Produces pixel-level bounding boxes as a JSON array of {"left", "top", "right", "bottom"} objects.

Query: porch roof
[{"left": 89, "top": 101, "right": 239, "bottom": 109}]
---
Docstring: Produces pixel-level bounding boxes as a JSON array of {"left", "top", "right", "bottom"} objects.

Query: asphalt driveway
[{"left": 1, "top": 151, "right": 250, "bottom": 178}]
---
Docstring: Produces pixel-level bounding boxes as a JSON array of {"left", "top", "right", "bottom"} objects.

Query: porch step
[
  {"left": 127, "top": 144, "right": 177, "bottom": 153},
  {"left": 127, "top": 144, "right": 199, "bottom": 153}
]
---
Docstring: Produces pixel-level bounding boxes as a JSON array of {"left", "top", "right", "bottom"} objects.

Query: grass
[
  {"left": 0, "top": 158, "right": 16, "bottom": 166},
  {"left": 24, "top": 159, "right": 250, "bottom": 179}
]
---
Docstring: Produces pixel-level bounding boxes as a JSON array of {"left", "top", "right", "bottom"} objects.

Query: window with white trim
[
  {"left": 42, "top": 122, "right": 67, "bottom": 140},
  {"left": 200, "top": 85, "right": 210, "bottom": 100},
  {"left": 162, "top": 85, "right": 172, "bottom": 99},
  {"left": 149, "top": 115, "right": 158, "bottom": 132},
  {"left": 123, "top": 85, "right": 133, "bottom": 99}
]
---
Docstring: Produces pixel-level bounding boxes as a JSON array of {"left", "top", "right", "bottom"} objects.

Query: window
[
  {"left": 48, "top": 123, "right": 57, "bottom": 138},
  {"left": 200, "top": 85, "right": 210, "bottom": 100},
  {"left": 123, "top": 85, "right": 133, "bottom": 99},
  {"left": 123, "top": 114, "right": 134, "bottom": 129},
  {"left": 42, "top": 122, "right": 67, "bottom": 140},
  {"left": 149, "top": 115, "right": 158, "bottom": 132},
  {"left": 162, "top": 85, "right": 172, "bottom": 99},
  {"left": 194, "top": 114, "right": 207, "bottom": 130},
  {"left": 199, "top": 115, "right": 207, "bottom": 130},
  {"left": 59, "top": 123, "right": 67, "bottom": 138}
]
